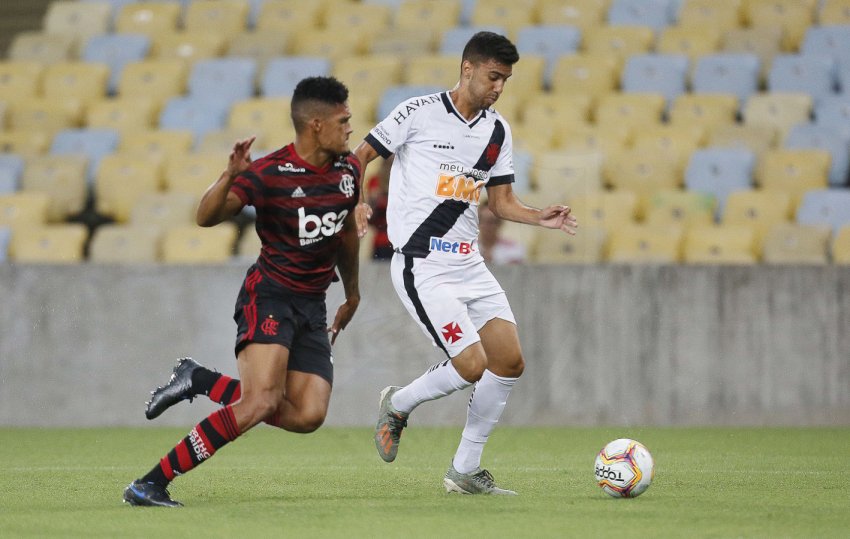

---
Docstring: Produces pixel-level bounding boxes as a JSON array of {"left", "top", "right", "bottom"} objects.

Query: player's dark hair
[
  {"left": 291, "top": 76, "right": 349, "bottom": 131},
  {"left": 462, "top": 31, "right": 519, "bottom": 66}
]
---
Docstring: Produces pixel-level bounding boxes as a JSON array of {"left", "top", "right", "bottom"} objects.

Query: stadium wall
[{"left": 1, "top": 263, "right": 848, "bottom": 427}]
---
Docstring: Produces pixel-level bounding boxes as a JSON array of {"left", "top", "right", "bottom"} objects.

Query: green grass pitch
[{"left": 1, "top": 426, "right": 847, "bottom": 538}]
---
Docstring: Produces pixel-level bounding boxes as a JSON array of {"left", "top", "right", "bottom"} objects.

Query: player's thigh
[
  {"left": 478, "top": 317, "right": 524, "bottom": 378},
  {"left": 237, "top": 343, "right": 290, "bottom": 398},
  {"left": 284, "top": 370, "right": 332, "bottom": 418}
]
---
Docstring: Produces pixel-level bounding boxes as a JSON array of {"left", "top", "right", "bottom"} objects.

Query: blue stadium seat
[
  {"left": 0, "top": 226, "right": 10, "bottom": 262},
  {"left": 796, "top": 188, "right": 850, "bottom": 233},
  {"left": 189, "top": 57, "right": 258, "bottom": 105},
  {"left": 459, "top": 0, "right": 477, "bottom": 25},
  {"left": 159, "top": 96, "right": 231, "bottom": 145},
  {"left": 261, "top": 57, "right": 331, "bottom": 97},
  {"left": 692, "top": 53, "right": 760, "bottom": 106},
  {"left": 767, "top": 54, "right": 837, "bottom": 105},
  {"left": 607, "top": 0, "right": 676, "bottom": 31},
  {"left": 377, "top": 85, "right": 444, "bottom": 122},
  {"left": 621, "top": 53, "right": 689, "bottom": 105},
  {"left": 813, "top": 94, "right": 850, "bottom": 139},
  {"left": 685, "top": 148, "right": 755, "bottom": 217},
  {"left": 0, "top": 154, "right": 25, "bottom": 194},
  {"left": 82, "top": 33, "right": 151, "bottom": 94},
  {"left": 441, "top": 26, "right": 507, "bottom": 55},
  {"left": 800, "top": 25, "right": 850, "bottom": 68},
  {"left": 785, "top": 123, "right": 850, "bottom": 186},
  {"left": 516, "top": 25, "right": 581, "bottom": 88},
  {"left": 49, "top": 128, "right": 120, "bottom": 185}
]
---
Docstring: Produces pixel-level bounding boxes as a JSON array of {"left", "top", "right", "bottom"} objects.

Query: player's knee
[
  {"left": 506, "top": 355, "right": 525, "bottom": 378},
  {"left": 455, "top": 354, "right": 488, "bottom": 382},
  {"left": 242, "top": 392, "right": 279, "bottom": 423},
  {"left": 286, "top": 410, "right": 326, "bottom": 434}
]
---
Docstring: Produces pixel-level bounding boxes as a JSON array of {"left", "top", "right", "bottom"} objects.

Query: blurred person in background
[
  {"left": 364, "top": 155, "right": 393, "bottom": 260},
  {"left": 478, "top": 198, "right": 526, "bottom": 265}
]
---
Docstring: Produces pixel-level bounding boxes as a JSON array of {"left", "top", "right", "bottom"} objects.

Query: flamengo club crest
[
  {"left": 261, "top": 315, "right": 279, "bottom": 336},
  {"left": 339, "top": 174, "right": 355, "bottom": 198}
]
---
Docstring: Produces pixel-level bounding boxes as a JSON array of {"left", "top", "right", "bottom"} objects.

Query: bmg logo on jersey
[
  {"left": 435, "top": 173, "right": 485, "bottom": 203},
  {"left": 298, "top": 207, "right": 348, "bottom": 246},
  {"left": 429, "top": 236, "right": 475, "bottom": 255}
]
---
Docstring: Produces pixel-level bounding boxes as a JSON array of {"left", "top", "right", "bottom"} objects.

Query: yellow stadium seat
[
  {"left": 0, "top": 62, "right": 44, "bottom": 104},
  {"left": 722, "top": 26, "right": 783, "bottom": 78},
  {"left": 471, "top": 0, "right": 536, "bottom": 38},
  {"left": 583, "top": 25, "right": 655, "bottom": 63},
  {"left": 491, "top": 92, "right": 522, "bottom": 126},
  {"left": 832, "top": 224, "right": 850, "bottom": 264},
  {"left": 607, "top": 224, "right": 684, "bottom": 263},
  {"left": 511, "top": 123, "right": 557, "bottom": 156},
  {"left": 116, "top": 2, "right": 182, "bottom": 35},
  {"left": 334, "top": 55, "right": 403, "bottom": 97},
  {"left": 631, "top": 124, "right": 705, "bottom": 174},
  {"left": 397, "top": 0, "right": 462, "bottom": 31},
  {"left": 508, "top": 55, "right": 546, "bottom": 98},
  {"left": 656, "top": 26, "right": 722, "bottom": 61},
  {"left": 819, "top": 0, "right": 850, "bottom": 24},
  {"left": 565, "top": 190, "right": 638, "bottom": 234},
  {"left": 369, "top": 27, "right": 436, "bottom": 58},
  {"left": 236, "top": 228, "right": 262, "bottom": 260},
  {"left": 744, "top": 93, "right": 812, "bottom": 139},
  {"left": 89, "top": 224, "right": 162, "bottom": 263},
  {"left": 228, "top": 97, "right": 291, "bottom": 138},
  {"left": 164, "top": 152, "right": 224, "bottom": 196},
  {"left": 723, "top": 189, "right": 792, "bottom": 248},
  {"left": 8, "top": 32, "right": 75, "bottom": 64},
  {"left": 762, "top": 223, "right": 830, "bottom": 264},
  {"left": 43, "top": 0, "right": 112, "bottom": 54},
  {"left": 604, "top": 150, "right": 681, "bottom": 214},
  {"left": 161, "top": 222, "right": 238, "bottom": 263},
  {"left": 404, "top": 55, "right": 460, "bottom": 88},
  {"left": 538, "top": 0, "right": 610, "bottom": 31},
  {"left": 678, "top": 0, "right": 744, "bottom": 28},
  {"left": 0, "top": 131, "right": 52, "bottom": 157},
  {"left": 523, "top": 94, "right": 592, "bottom": 129},
  {"left": 10, "top": 224, "right": 88, "bottom": 263},
  {"left": 0, "top": 192, "right": 50, "bottom": 231},
  {"left": 130, "top": 192, "right": 197, "bottom": 230},
  {"left": 532, "top": 226, "right": 607, "bottom": 264},
  {"left": 8, "top": 97, "right": 82, "bottom": 135},
  {"left": 226, "top": 31, "right": 290, "bottom": 69},
  {"left": 745, "top": 0, "right": 815, "bottom": 51},
  {"left": 184, "top": 0, "right": 250, "bottom": 38},
  {"left": 42, "top": 62, "right": 110, "bottom": 108},
  {"left": 558, "top": 122, "right": 633, "bottom": 158},
  {"left": 85, "top": 97, "right": 158, "bottom": 134},
  {"left": 645, "top": 189, "right": 716, "bottom": 229},
  {"left": 198, "top": 128, "right": 266, "bottom": 155},
  {"left": 550, "top": 53, "right": 619, "bottom": 99},
  {"left": 708, "top": 123, "right": 777, "bottom": 156},
  {"left": 95, "top": 155, "right": 163, "bottom": 222},
  {"left": 291, "top": 27, "right": 367, "bottom": 60},
  {"left": 151, "top": 31, "right": 228, "bottom": 64},
  {"left": 254, "top": 0, "right": 322, "bottom": 31},
  {"left": 683, "top": 224, "right": 757, "bottom": 264},
  {"left": 532, "top": 151, "right": 604, "bottom": 198},
  {"left": 755, "top": 149, "right": 830, "bottom": 206},
  {"left": 594, "top": 93, "right": 666, "bottom": 131},
  {"left": 669, "top": 94, "right": 739, "bottom": 132},
  {"left": 20, "top": 155, "right": 89, "bottom": 221},
  {"left": 118, "top": 60, "right": 188, "bottom": 106},
  {"left": 325, "top": 3, "right": 393, "bottom": 32},
  {"left": 119, "top": 129, "right": 195, "bottom": 165}
]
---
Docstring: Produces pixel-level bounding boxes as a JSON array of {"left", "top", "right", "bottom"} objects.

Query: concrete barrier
[{"left": 0, "top": 263, "right": 847, "bottom": 427}]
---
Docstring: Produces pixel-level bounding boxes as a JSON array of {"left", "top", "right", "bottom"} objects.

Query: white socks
[
  {"left": 452, "top": 370, "right": 517, "bottom": 474},
  {"left": 391, "top": 360, "right": 471, "bottom": 414}
]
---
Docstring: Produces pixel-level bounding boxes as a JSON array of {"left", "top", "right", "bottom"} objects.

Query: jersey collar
[{"left": 441, "top": 92, "right": 487, "bottom": 128}]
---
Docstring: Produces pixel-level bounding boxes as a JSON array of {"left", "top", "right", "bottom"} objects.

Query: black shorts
[{"left": 233, "top": 265, "right": 333, "bottom": 385}]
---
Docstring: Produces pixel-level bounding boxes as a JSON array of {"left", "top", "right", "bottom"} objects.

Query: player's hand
[
  {"left": 539, "top": 204, "right": 578, "bottom": 235},
  {"left": 328, "top": 296, "right": 360, "bottom": 345},
  {"left": 226, "top": 136, "right": 256, "bottom": 179},
  {"left": 355, "top": 202, "right": 373, "bottom": 238}
]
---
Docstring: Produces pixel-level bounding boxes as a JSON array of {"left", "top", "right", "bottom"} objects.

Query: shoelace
[
  {"left": 388, "top": 413, "right": 408, "bottom": 436},
  {"left": 473, "top": 469, "right": 497, "bottom": 488}
]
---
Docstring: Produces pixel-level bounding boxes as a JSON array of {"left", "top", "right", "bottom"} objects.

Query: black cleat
[
  {"left": 123, "top": 480, "right": 183, "bottom": 507},
  {"left": 145, "top": 357, "right": 202, "bottom": 420}
]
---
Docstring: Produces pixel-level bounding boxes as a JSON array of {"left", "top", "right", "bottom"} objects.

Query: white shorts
[{"left": 390, "top": 253, "right": 516, "bottom": 358}]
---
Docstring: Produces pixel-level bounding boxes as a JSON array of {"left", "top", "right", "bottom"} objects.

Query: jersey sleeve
[
  {"left": 230, "top": 169, "right": 263, "bottom": 206},
  {"left": 488, "top": 119, "right": 515, "bottom": 187},
  {"left": 363, "top": 99, "right": 417, "bottom": 158}
]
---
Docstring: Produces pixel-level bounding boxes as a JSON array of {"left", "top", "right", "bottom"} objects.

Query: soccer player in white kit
[{"left": 352, "top": 32, "right": 578, "bottom": 495}]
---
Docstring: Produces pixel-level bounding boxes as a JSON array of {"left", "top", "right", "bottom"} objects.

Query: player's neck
[
  {"left": 449, "top": 88, "right": 483, "bottom": 122},
  {"left": 293, "top": 138, "right": 334, "bottom": 169}
]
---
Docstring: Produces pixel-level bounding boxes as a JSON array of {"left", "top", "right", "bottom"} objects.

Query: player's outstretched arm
[
  {"left": 352, "top": 140, "right": 381, "bottom": 238},
  {"left": 487, "top": 184, "right": 578, "bottom": 235},
  {"left": 196, "top": 136, "right": 255, "bottom": 227},
  {"left": 329, "top": 210, "right": 361, "bottom": 345}
]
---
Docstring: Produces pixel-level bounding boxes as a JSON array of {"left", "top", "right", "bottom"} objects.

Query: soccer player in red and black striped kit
[{"left": 123, "top": 76, "right": 362, "bottom": 507}]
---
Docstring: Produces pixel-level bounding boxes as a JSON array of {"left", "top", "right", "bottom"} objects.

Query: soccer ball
[{"left": 594, "top": 438, "right": 654, "bottom": 498}]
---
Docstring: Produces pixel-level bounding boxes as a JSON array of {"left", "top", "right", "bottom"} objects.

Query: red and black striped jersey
[{"left": 230, "top": 143, "right": 361, "bottom": 296}]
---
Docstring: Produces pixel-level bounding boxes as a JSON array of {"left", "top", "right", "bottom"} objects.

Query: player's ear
[{"left": 461, "top": 59, "right": 473, "bottom": 80}]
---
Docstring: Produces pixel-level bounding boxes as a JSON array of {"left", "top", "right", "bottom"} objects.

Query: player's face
[
  {"left": 317, "top": 102, "right": 353, "bottom": 154},
  {"left": 467, "top": 59, "right": 513, "bottom": 110}
]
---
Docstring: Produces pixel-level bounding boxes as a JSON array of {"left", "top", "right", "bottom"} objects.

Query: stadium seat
[
  {"left": 116, "top": 2, "right": 182, "bottom": 35},
  {"left": 655, "top": 26, "right": 722, "bottom": 62},
  {"left": 119, "top": 129, "right": 194, "bottom": 165},
  {"left": 226, "top": 32, "right": 289, "bottom": 71},
  {"left": 235, "top": 227, "right": 262, "bottom": 261},
  {"left": 85, "top": 97, "right": 158, "bottom": 134},
  {"left": 228, "top": 97, "right": 291, "bottom": 140},
  {"left": 607, "top": 0, "right": 675, "bottom": 31},
  {"left": 0, "top": 192, "right": 50, "bottom": 231},
  {"left": 20, "top": 155, "right": 89, "bottom": 221},
  {"left": 761, "top": 223, "right": 830, "bottom": 264},
  {"left": 0, "top": 131, "right": 52, "bottom": 157},
  {"left": 709, "top": 123, "right": 778, "bottom": 156},
  {"left": 532, "top": 226, "right": 607, "bottom": 264},
  {"left": 565, "top": 190, "right": 638, "bottom": 234},
  {"left": 325, "top": 2, "right": 393, "bottom": 32},
  {"left": 198, "top": 128, "right": 266, "bottom": 155},
  {"left": 524, "top": 94, "right": 592, "bottom": 137},
  {"left": 164, "top": 152, "right": 224, "bottom": 196},
  {"left": 184, "top": 0, "right": 250, "bottom": 39},
  {"left": 621, "top": 54, "right": 689, "bottom": 106},
  {"left": 261, "top": 57, "right": 331, "bottom": 97},
  {"left": 645, "top": 190, "right": 716, "bottom": 229},
  {"left": 685, "top": 148, "right": 755, "bottom": 216},
  {"left": 549, "top": 53, "right": 619, "bottom": 99},
  {"left": 668, "top": 93, "right": 739, "bottom": 132},
  {"left": 0, "top": 155, "right": 25, "bottom": 195},
  {"left": 604, "top": 150, "right": 681, "bottom": 214},
  {"left": 532, "top": 151, "right": 603, "bottom": 198},
  {"left": 819, "top": 0, "right": 850, "bottom": 25},
  {"left": 43, "top": 1, "right": 112, "bottom": 54},
  {"left": 368, "top": 27, "right": 437, "bottom": 59},
  {"left": 743, "top": 93, "right": 813, "bottom": 139},
  {"left": 721, "top": 27, "right": 782, "bottom": 80},
  {"left": 723, "top": 189, "right": 792, "bottom": 248},
  {"left": 558, "top": 122, "right": 633, "bottom": 160},
  {"left": 800, "top": 26, "right": 850, "bottom": 68},
  {"left": 691, "top": 53, "right": 760, "bottom": 107},
  {"left": 440, "top": 26, "right": 507, "bottom": 55},
  {"left": 678, "top": 0, "right": 743, "bottom": 28},
  {"left": 8, "top": 32, "right": 75, "bottom": 64},
  {"left": 745, "top": 0, "right": 814, "bottom": 52},
  {"left": 516, "top": 25, "right": 581, "bottom": 88},
  {"left": 290, "top": 27, "right": 367, "bottom": 61},
  {"left": 188, "top": 58, "right": 258, "bottom": 105},
  {"left": 9, "top": 224, "right": 88, "bottom": 264},
  {"left": 767, "top": 54, "right": 837, "bottom": 105},
  {"left": 683, "top": 224, "right": 757, "bottom": 264},
  {"left": 161, "top": 222, "right": 238, "bottom": 263},
  {"left": 470, "top": 1, "right": 535, "bottom": 40},
  {"left": 0, "top": 226, "right": 10, "bottom": 262},
  {"left": 785, "top": 124, "right": 849, "bottom": 186},
  {"left": 42, "top": 62, "right": 110, "bottom": 108},
  {"left": 50, "top": 128, "right": 120, "bottom": 185},
  {"left": 253, "top": 0, "right": 321, "bottom": 31},
  {"left": 159, "top": 96, "right": 230, "bottom": 144},
  {"left": 631, "top": 124, "right": 705, "bottom": 173},
  {"left": 9, "top": 97, "right": 84, "bottom": 145},
  {"left": 506, "top": 55, "right": 546, "bottom": 98},
  {"left": 594, "top": 93, "right": 666, "bottom": 131},
  {"left": 795, "top": 189, "right": 850, "bottom": 233},
  {"left": 583, "top": 25, "right": 655, "bottom": 63},
  {"left": 376, "top": 85, "right": 444, "bottom": 122},
  {"left": 95, "top": 154, "right": 163, "bottom": 222},
  {"left": 334, "top": 55, "right": 404, "bottom": 99},
  {"left": 832, "top": 224, "right": 850, "bottom": 263},
  {"left": 404, "top": 54, "right": 460, "bottom": 89},
  {"left": 117, "top": 59, "right": 187, "bottom": 111},
  {"left": 130, "top": 191, "right": 197, "bottom": 230},
  {"left": 607, "top": 224, "right": 684, "bottom": 263},
  {"left": 755, "top": 148, "right": 830, "bottom": 206},
  {"left": 538, "top": 0, "right": 609, "bottom": 31},
  {"left": 0, "top": 62, "right": 45, "bottom": 104},
  {"left": 82, "top": 33, "right": 151, "bottom": 94},
  {"left": 813, "top": 94, "right": 850, "bottom": 141},
  {"left": 151, "top": 30, "right": 229, "bottom": 64},
  {"left": 89, "top": 224, "right": 162, "bottom": 263}
]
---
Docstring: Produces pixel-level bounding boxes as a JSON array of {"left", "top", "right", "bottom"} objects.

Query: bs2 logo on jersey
[{"left": 298, "top": 207, "right": 349, "bottom": 246}]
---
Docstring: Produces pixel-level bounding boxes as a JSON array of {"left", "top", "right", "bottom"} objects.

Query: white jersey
[{"left": 365, "top": 91, "right": 515, "bottom": 266}]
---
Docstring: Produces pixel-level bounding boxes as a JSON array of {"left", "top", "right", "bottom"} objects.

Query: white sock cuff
[{"left": 481, "top": 369, "right": 518, "bottom": 387}]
